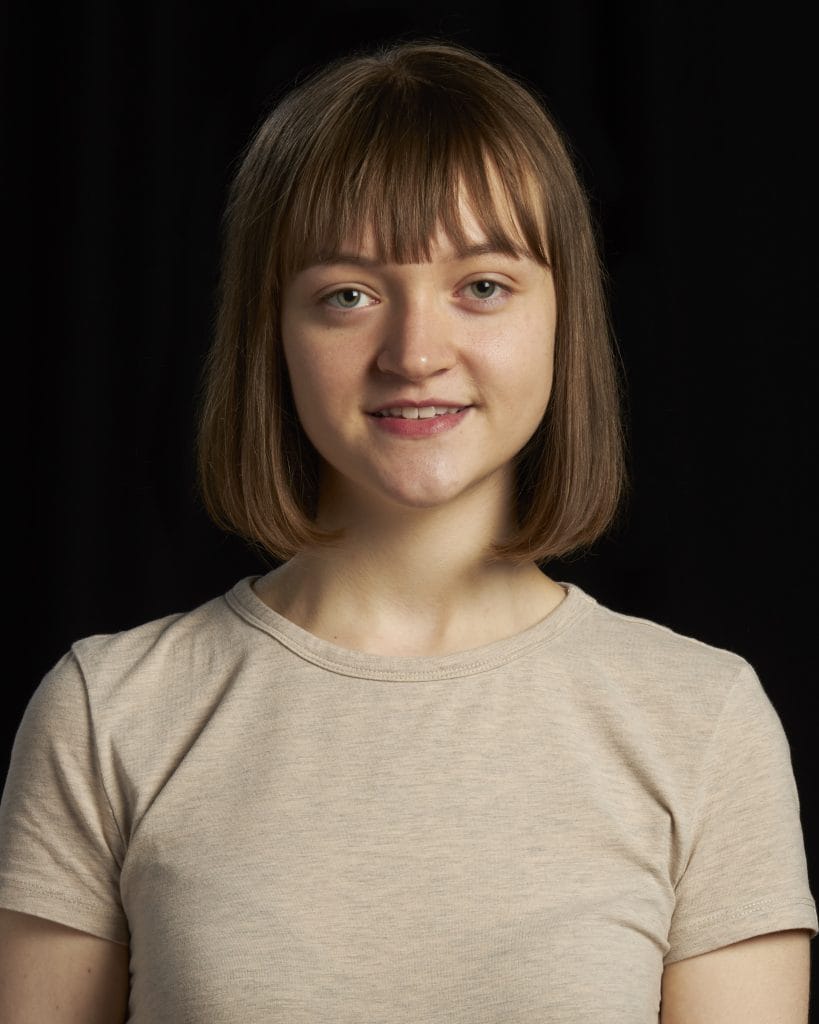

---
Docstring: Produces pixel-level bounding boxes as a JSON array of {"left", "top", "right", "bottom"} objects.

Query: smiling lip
[
  {"left": 368, "top": 399, "right": 470, "bottom": 414},
  {"left": 368, "top": 407, "right": 471, "bottom": 437}
]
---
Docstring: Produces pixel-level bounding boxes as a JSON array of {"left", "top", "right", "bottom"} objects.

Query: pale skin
[
  {"left": 0, "top": 909, "right": 129, "bottom": 1022},
  {"left": 254, "top": 194, "right": 567, "bottom": 654},
  {"left": 0, "top": 191, "right": 811, "bottom": 1019}
]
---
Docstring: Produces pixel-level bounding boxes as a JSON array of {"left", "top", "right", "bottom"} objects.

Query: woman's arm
[
  {"left": 0, "top": 908, "right": 129, "bottom": 1024},
  {"left": 660, "top": 929, "right": 811, "bottom": 1023}
]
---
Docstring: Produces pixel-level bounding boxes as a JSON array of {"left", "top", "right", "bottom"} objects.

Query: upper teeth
[{"left": 376, "top": 406, "right": 464, "bottom": 419}]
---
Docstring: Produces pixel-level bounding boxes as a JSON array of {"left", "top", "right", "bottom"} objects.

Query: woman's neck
[{"left": 253, "top": 497, "right": 566, "bottom": 656}]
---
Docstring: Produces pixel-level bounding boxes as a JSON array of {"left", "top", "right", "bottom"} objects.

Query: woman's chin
[
  {"left": 366, "top": 483, "right": 466, "bottom": 514},
  {"left": 316, "top": 457, "right": 511, "bottom": 521},
  {"left": 342, "top": 472, "right": 508, "bottom": 520}
]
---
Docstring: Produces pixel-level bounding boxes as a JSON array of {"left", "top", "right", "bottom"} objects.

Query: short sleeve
[
  {"left": 0, "top": 650, "right": 129, "bottom": 944},
  {"left": 665, "top": 661, "right": 818, "bottom": 964}
]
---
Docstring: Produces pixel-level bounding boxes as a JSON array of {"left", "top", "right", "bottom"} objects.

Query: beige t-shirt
[{"left": 1, "top": 577, "right": 816, "bottom": 1022}]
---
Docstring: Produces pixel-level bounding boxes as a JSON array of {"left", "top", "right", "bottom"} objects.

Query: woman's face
[{"left": 280, "top": 196, "right": 557, "bottom": 527}]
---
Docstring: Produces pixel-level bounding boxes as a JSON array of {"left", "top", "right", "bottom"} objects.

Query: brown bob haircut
[{"left": 196, "top": 39, "right": 629, "bottom": 566}]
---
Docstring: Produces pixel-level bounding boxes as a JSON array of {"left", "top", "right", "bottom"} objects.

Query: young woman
[{"left": 0, "top": 39, "right": 815, "bottom": 1023}]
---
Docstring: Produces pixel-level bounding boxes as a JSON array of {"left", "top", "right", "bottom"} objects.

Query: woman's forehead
[
  {"left": 334, "top": 221, "right": 528, "bottom": 264},
  {"left": 285, "top": 168, "right": 550, "bottom": 277},
  {"left": 319, "top": 188, "right": 542, "bottom": 264}
]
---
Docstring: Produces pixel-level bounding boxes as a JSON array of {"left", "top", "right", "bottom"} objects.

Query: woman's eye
[
  {"left": 323, "top": 288, "right": 375, "bottom": 310},
  {"left": 465, "top": 280, "right": 507, "bottom": 302}
]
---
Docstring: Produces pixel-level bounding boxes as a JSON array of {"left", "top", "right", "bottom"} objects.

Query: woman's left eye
[{"left": 464, "top": 280, "right": 508, "bottom": 303}]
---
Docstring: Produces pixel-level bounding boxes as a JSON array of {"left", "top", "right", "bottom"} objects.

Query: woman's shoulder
[
  {"left": 11, "top": 579, "right": 271, "bottom": 870},
  {"left": 564, "top": 582, "right": 757, "bottom": 708},
  {"left": 71, "top": 589, "right": 231, "bottom": 669},
  {"left": 51, "top": 579, "right": 261, "bottom": 709},
  {"left": 581, "top": 588, "right": 748, "bottom": 665}
]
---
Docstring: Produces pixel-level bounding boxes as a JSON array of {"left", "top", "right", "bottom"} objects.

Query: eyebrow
[{"left": 305, "top": 242, "right": 529, "bottom": 270}]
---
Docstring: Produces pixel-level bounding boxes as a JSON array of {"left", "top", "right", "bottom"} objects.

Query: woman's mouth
[
  {"left": 372, "top": 405, "right": 467, "bottom": 419},
  {"left": 368, "top": 407, "right": 471, "bottom": 437}
]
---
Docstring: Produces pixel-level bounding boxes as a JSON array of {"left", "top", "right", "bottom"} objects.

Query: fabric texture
[{"left": 1, "top": 576, "right": 816, "bottom": 1022}]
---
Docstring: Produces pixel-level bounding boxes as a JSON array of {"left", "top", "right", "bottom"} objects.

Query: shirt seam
[
  {"left": 596, "top": 606, "right": 749, "bottom": 662},
  {"left": 67, "top": 647, "right": 128, "bottom": 862},
  {"left": 0, "top": 875, "right": 121, "bottom": 915},
  {"left": 672, "top": 659, "right": 756, "bottom": 893},
  {"left": 223, "top": 587, "right": 591, "bottom": 680},
  {"left": 671, "top": 894, "right": 817, "bottom": 930}
]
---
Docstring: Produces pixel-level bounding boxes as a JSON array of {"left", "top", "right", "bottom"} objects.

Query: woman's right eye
[{"left": 323, "top": 288, "right": 377, "bottom": 310}]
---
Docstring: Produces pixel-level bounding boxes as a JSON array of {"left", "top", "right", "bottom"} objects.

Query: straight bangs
[{"left": 276, "top": 76, "right": 552, "bottom": 282}]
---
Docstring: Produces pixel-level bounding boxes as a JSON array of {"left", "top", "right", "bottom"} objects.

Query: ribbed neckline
[{"left": 224, "top": 575, "right": 596, "bottom": 681}]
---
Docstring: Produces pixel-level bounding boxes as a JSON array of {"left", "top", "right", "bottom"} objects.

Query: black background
[{"left": 7, "top": 0, "right": 818, "bottom": 989}]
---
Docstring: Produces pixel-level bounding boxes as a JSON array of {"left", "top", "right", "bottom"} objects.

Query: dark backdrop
[{"left": 8, "top": 0, "right": 817, "bottom": 981}]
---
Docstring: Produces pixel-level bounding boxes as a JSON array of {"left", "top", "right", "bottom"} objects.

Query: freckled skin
[{"left": 280, "top": 203, "right": 556, "bottom": 523}]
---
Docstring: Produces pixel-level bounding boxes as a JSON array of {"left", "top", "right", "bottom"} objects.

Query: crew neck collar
[{"left": 224, "top": 575, "right": 596, "bottom": 681}]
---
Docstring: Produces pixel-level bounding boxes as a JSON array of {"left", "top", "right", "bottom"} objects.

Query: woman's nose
[{"left": 375, "top": 298, "right": 456, "bottom": 381}]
